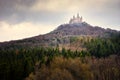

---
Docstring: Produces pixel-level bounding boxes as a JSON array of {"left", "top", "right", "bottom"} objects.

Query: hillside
[
  {"left": 51, "top": 22, "right": 116, "bottom": 37},
  {"left": 0, "top": 22, "right": 119, "bottom": 50},
  {"left": 0, "top": 20, "right": 120, "bottom": 80}
]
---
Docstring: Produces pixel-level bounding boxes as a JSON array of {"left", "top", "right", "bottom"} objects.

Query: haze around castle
[{"left": 0, "top": 0, "right": 120, "bottom": 42}]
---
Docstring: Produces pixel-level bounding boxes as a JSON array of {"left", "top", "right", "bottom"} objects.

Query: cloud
[
  {"left": 0, "top": 0, "right": 120, "bottom": 24},
  {"left": 28, "top": 0, "right": 120, "bottom": 12},
  {"left": 8, "top": 0, "right": 120, "bottom": 25},
  {"left": 0, "top": 21, "right": 55, "bottom": 42},
  {"left": 0, "top": 0, "right": 119, "bottom": 42},
  {"left": 23, "top": 0, "right": 86, "bottom": 12}
]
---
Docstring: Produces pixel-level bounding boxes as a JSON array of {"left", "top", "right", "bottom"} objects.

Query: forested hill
[
  {"left": 51, "top": 22, "right": 118, "bottom": 37},
  {"left": 0, "top": 22, "right": 120, "bottom": 80},
  {"left": 0, "top": 22, "right": 119, "bottom": 49}
]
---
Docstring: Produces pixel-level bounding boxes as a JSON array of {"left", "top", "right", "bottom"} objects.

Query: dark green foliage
[
  {"left": 0, "top": 47, "right": 89, "bottom": 80},
  {"left": 70, "top": 37, "right": 79, "bottom": 43},
  {"left": 26, "top": 55, "right": 120, "bottom": 80},
  {"left": 85, "top": 34, "right": 120, "bottom": 57},
  {"left": 0, "top": 33, "right": 119, "bottom": 80}
]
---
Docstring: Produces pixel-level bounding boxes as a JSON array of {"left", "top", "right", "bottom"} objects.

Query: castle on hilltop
[{"left": 69, "top": 13, "right": 83, "bottom": 24}]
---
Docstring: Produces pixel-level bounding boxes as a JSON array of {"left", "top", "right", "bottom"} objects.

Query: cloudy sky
[{"left": 0, "top": 0, "right": 120, "bottom": 42}]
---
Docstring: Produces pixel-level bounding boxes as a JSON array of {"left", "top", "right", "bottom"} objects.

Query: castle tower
[
  {"left": 73, "top": 15, "right": 75, "bottom": 19},
  {"left": 80, "top": 16, "right": 82, "bottom": 22},
  {"left": 77, "top": 13, "right": 80, "bottom": 18}
]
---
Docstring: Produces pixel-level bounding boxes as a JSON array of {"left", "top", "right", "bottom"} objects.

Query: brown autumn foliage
[{"left": 25, "top": 55, "right": 120, "bottom": 80}]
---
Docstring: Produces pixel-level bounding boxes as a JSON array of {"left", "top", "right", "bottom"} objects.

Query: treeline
[
  {"left": 0, "top": 47, "right": 90, "bottom": 80},
  {"left": 85, "top": 33, "right": 120, "bottom": 57},
  {"left": 26, "top": 55, "right": 120, "bottom": 80},
  {"left": 0, "top": 46, "right": 120, "bottom": 80},
  {"left": 0, "top": 33, "right": 120, "bottom": 80}
]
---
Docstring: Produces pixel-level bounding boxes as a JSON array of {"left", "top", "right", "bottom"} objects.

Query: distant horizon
[{"left": 0, "top": 0, "right": 120, "bottom": 42}]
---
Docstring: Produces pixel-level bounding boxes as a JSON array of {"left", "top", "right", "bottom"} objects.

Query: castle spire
[
  {"left": 77, "top": 13, "right": 79, "bottom": 18},
  {"left": 73, "top": 15, "right": 75, "bottom": 19},
  {"left": 80, "top": 16, "right": 83, "bottom": 22}
]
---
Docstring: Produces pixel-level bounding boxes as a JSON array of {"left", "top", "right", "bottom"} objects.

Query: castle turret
[
  {"left": 77, "top": 13, "right": 80, "bottom": 18},
  {"left": 73, "top": 15, "right": 75, "bottom": 19},
  {"left": 80, "top": 16, "right": 82, "bottom": 22}
]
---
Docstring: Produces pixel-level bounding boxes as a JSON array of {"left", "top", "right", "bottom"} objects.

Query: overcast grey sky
[{"left": 0, "top": 0, "right": 120, "bottom": 42}]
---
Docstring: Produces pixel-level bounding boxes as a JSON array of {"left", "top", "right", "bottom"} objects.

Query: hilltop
[
  {"left": 0, "top": 14, "right": 119, "bottom": 50},
  {"left": 0, "top": 14, "right": 120, "bottom": 80}
]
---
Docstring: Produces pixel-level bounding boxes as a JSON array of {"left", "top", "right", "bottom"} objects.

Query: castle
[{"left": 69, "top": 13, "right": 83, "bottom": 24}]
